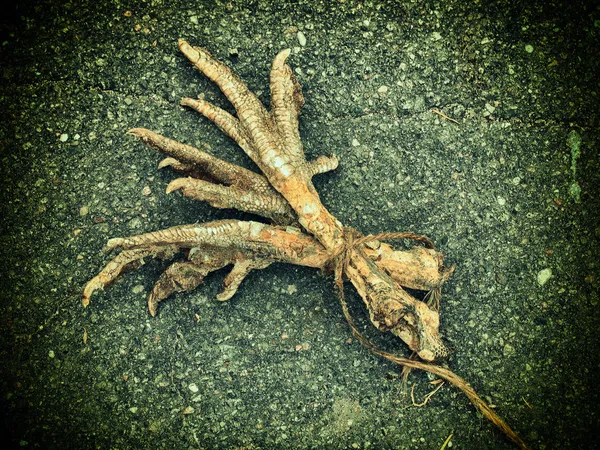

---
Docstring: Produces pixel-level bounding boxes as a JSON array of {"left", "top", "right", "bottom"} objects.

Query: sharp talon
[
  {"left": 158, "top": 157, "right": 180, "bottom": 169},
  {"left": 216, "top": 290, "right": 234, "bottom": 302},
  {"left": 82, "top": 277, "right": 106, "bottom": 307},
  {"left": 272, "top": 48, "right": 292, "bottom": 69},
  {"left": 127, "top": 128, "right": 144, "bottom": 137},
  {"left": 166, "top": 178, "right": 189, "bottom": 194},
  {"left": 148, "top": 297, "right": 158, "bottom": 317},
  {"left": 330, "top": 154, "right": 339, "bottom": 168},
  {"left": 104, "top": 238, "right": 125, "bottom": 251},
  {"left": 180, "top": 97, "right": 195, "bottom": 107}
]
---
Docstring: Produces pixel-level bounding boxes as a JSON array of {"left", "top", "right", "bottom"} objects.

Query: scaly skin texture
[{"left": 83, "top": 40, "right": 455, "bottom": 361}]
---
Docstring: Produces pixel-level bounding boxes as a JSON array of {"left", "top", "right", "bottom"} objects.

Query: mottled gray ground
[{"left": 1, "top": 1, "right": 598, "bottom": 449}]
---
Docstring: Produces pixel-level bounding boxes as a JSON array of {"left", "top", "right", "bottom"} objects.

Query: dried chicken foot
[
  {"left": 84, "top": 41, "right": 530, "bottom": 447},
  {"left": 83, "top": 226, "right": 274, "bottom": 315},
  {"left": 129, "top": 127, "right": 268, "bottom": 192},
  {"left": 83, "top": 220, "right": 449, "bottom": 316},
  {"left": 178, "top": 40, "right": 345, "bottom": 251},
  {"left": 83, "top": 221, "right": 320, "bottom": 314},
  {"left": 129, "top": 127, "right": 297, "bottom": 223},
  {"left": 166, "top": 177, "right": 294, "bottom": 224},
  {"left": 146, "top": 251, "right": 270, "bottom": 316},
  {"left": 129, "top": 127, "right": 339, "bottom": 225}
]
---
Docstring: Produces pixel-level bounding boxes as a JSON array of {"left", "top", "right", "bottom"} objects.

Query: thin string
[{"left": 330, "top": 230, "right": 530, "bottom": 450}]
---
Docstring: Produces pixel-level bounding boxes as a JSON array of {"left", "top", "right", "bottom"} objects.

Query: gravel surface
[{"left": 1, "top": 1, "right": 598, "bottom": 449}]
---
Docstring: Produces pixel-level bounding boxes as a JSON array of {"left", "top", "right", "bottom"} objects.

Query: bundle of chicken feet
[{"left": 83, "top": 40, "right": 529, "bottom": 449}]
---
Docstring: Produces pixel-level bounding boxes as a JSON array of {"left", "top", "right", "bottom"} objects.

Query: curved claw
[
  {"left": 158, "top": 157, "right": 181, "bottom": 169},
  {"left": 127, "top": 127, "right": 146, "bottom": 137},
  {"left": 82, "top": 248, "right": 154, "bottom": 306},
  {"left": 82, "top": 277, "right": 103, "bottom": 307},
  {"left": 166, "top": 178, "right": 190, "bottom": 194},
  {"left": 103, "top": 237, "right": 126, "bottom": 252},
  {"left": 270, "top": 47, "right": 304, "bottom": 116},
  {"left": 271, "top": 48, "right": 292, "bottom": 70}
]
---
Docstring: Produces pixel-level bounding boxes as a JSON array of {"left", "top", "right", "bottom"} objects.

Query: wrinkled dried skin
[{"left": 342, "top": 247, "right": 448, "bottom": 361}]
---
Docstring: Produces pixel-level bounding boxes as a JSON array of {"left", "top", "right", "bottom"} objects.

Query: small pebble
[
  {"left": 60, "top": 134, "right": 68, "bottom": 142},
  {"left": 503, "top": 343, "right": 516, "bottom": 357},
  {"left": 79, "top": 205, "right": 89, "bottom": 216},
  {"left": 537, "top": 268, "right": 552, "bottom": 286},
  {"left": 48, "top": 350, "right": 55, "bottom": 359},
  {"left": 132, "top": 284, "right": 145, "bottom": 294},
  {"left": 297, "top": 31, "right": 306, "bottom": 47},
  {"left": 128, "top": 216, "right": 142, "bottom": 229},
  {"left": 497, "top": 196, "right": 506, "bottom": 206},
  {"left": 188, "top": 383, "right": 199, "bottom": 393},
  {"left": 525, "top": 44, "right": 534, "bottom": 53},
  {"left": 352, "top": 138, "right": 360, "bottom": 147}
]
